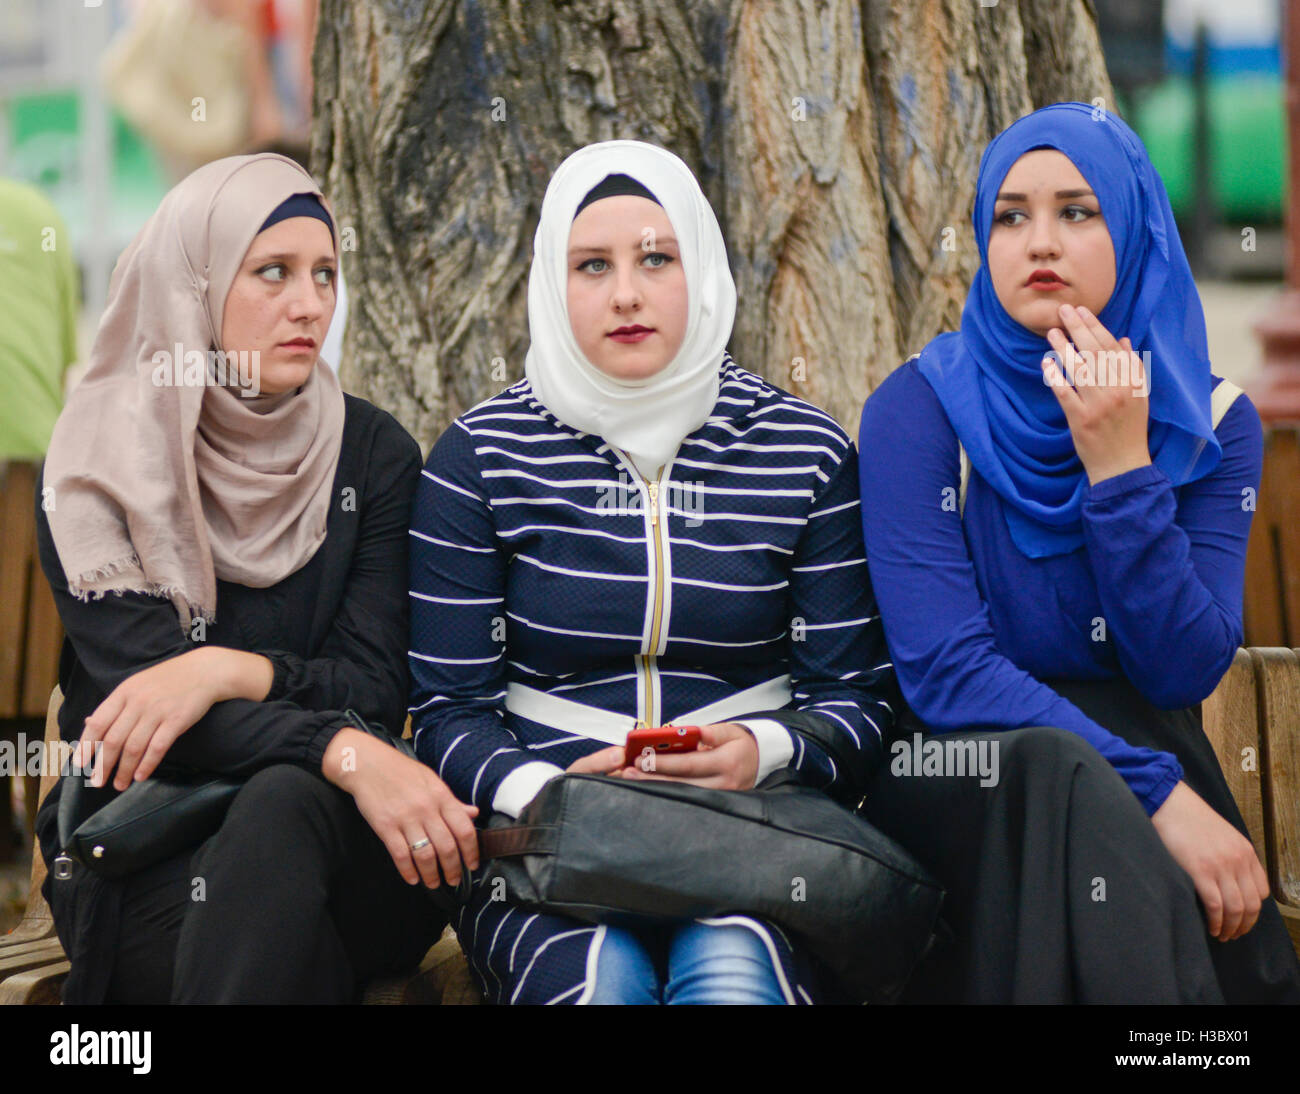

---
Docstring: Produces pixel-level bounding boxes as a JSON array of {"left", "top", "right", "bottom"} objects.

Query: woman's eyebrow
[
  {"left": 247, "top": 251, "right": 336, "bottom": 265},
  {"left": 994, "top": 189, "right": 1095, "bottom": 202},
  {"left": 567, "top": 237, "right": 679, "bottom": 256}
]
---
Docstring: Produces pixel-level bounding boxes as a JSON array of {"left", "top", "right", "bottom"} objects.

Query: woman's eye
[
  {"left": 1061, "top": 205, "right": 1098, "bottom": 223},
  {"left": 256, "top": 263, "right": 287, "bottom": 282},
  {"left": 642, "top": 252, "right": 673, "bottom": 269},
  {"left": 995, "top": 209, "right": 1026, "bottom": 227},
  {"left": 578, "top": 257, "right": 609, "bottom": 274},
  {"left": 314, "top": 266, "right": 336, "bottom": 286}
]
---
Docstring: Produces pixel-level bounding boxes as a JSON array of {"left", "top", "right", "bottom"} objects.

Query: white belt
[{"left": 505, "top": 675, "right": 793, "bottom": 746}]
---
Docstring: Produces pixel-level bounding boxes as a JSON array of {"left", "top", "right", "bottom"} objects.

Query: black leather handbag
[
  {"left": 470, "top": 771, "right": 946, "bottom": 1004},
  {"left": 54, "top": 708, "right": 398, "bottom": 881},
  {"left": 55, "top": 765, "right": 242, "bottom": 881}
]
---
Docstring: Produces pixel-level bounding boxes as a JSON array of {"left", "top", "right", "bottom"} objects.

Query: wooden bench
[
  {"left": 0, "top": 462, "right": 64, "bottom": 855},
  {"left": 4, "top": 648, "right": 1299, "bottom": 1003},
  {"left": 1244, "top": 427, "right": 1300, "bottom": 648},
  {"left": 1202, "top": 647, "right": 1300, "bottom": 954}
]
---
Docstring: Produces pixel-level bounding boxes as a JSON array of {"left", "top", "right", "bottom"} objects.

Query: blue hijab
[{"left": 916, "top": 102, "right": 1220, "bottom": 558}]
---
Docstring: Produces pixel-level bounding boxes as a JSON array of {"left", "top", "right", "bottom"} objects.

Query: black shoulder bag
[{"left": 466, "top": 768, "right": 945, "bottom": 1004}]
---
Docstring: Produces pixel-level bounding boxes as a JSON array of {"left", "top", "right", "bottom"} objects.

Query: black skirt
[{"left": 858, "top": 677, "right": 1300, "bottom": 1004}]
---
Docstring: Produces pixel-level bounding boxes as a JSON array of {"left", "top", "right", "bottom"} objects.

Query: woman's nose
[
  {"left": 1027, "top": 217, "right": 1062, "bottom": 260},
  {"left": 287, "top": 272, "right": 326, "bottom": 322},
  {"left": 610, "top": 265, "right": 642, "bottom": 312}
]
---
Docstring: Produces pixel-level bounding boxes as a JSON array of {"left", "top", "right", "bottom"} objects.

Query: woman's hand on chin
[
  {"left": 1042, "top": 303, "right": 1153, "bottom": 486},
  {"left": 1151, "top": 781, "right": 1270, "bottom": 942},
  {"left": 75, "top": 646, "right": 268, "bottom": 790},
  {"left": 323, "top": 730, "right": 480, "bottom": 888}
]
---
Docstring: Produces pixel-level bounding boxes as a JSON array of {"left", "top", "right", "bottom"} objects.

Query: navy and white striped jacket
[{"left": 408, "top": 358, "right": 897, "bottom": 815}]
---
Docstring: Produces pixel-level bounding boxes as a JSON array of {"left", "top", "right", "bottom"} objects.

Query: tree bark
[{"left": 312, "top": 0, "right": 1112, "bottom": 447}]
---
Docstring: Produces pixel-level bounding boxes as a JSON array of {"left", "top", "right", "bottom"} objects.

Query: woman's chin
[
  {"left": 1011, "top": 302, "right": 1068, "bottom": 339},
  {"left": 255, "top": 358, "right": 317, "bottom": 395},
  {"left": 591, "top": 354, "right": 672, "bottom": 382}
]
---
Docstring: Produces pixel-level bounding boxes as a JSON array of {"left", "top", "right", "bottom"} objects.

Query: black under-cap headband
[
  {"left": 574, "top": 173, "right": 661, "bottom": 218},
  {"left": 257, "top": 192, "right": 335, "bottom": 240}
]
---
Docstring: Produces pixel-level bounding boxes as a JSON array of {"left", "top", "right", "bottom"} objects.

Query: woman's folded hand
[
  {"left": 1151, "top": 780, "right": 1270, "bottom": 942},
  {"left": 75, "top": 646, "right": 271, "bottom": 790},
  {"left": 323, "top": 729, "right": 480, "bottom": 888}
]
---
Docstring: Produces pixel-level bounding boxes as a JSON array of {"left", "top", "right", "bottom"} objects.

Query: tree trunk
[{"left": 312, "top": 0, "right": 1112, "bottom": 447}]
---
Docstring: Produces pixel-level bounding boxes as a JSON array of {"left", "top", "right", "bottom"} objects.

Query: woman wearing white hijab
[
  {"left": 35, "top": 153, "right": 474, "bottom": 1003},
  {"left": 408, "top": 141, "right": 898, "bottom": 1004}
]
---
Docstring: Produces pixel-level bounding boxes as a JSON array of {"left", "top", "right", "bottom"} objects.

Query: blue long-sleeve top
[{"left": 857, "top": 357, "right": 1263, "bottom": 816}]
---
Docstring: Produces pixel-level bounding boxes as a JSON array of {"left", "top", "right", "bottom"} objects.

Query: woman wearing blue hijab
[{"left": 857, "top": 102, "right": 1300, "bottom": 1002}]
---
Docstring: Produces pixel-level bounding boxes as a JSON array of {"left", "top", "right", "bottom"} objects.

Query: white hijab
[{"left": 524, "top": 141, "right": 737, "bottom": 474}]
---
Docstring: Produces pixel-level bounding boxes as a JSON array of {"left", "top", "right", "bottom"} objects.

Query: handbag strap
[{"left": 478, "top": 823, "right": 559, "bottom": 859}]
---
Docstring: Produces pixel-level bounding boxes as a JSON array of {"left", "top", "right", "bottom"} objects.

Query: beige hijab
[{"left": 44, "top": 154, "right": 345, "bottom": 628}]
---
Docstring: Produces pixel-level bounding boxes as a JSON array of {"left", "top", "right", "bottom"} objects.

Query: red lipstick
[
  {"left": 1026, "top": 269, "right": 1067, "bottom": 291},
  {"left": 608, "top": 325, "right": 654, "bottom": 343}
]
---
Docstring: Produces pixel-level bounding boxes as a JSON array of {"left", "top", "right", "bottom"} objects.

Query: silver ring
[{"left": 409, "top": 837, "right": 432, "bottom": 852}]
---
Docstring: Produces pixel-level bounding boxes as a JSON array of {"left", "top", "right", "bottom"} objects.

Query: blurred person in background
[{"left": 0, "top": 178, "right": 78, "bottom": 462}]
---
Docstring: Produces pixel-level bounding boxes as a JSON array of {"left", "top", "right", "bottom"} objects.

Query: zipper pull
[
  {"left": 52, "top": 852, "right": 73, "bottom": 880},
  {"left": 648, "top": 481, "right": 659, "bottom": 526}
]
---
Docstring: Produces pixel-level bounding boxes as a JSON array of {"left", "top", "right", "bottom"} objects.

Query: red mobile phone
[{"left": 624, "top": 725, "right": 702, "bottom": 768}]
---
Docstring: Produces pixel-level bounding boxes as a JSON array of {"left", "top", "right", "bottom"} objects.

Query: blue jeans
[{"left": 586, "top": 919, "right": 788, "bottom": 1005}]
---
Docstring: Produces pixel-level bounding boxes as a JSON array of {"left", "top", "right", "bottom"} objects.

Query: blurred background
[
  {"left": 0, "top": 0, "right": 319, "bottom": 351},
  {"left": 0, "top": 0, "right": 1285, "bottom": 386}
]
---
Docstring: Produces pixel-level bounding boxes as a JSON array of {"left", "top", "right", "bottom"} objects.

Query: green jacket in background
[{"left": 0, "top": 178, "right": 78, "bottom": 460}]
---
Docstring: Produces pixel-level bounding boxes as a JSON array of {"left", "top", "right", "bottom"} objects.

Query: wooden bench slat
[
  {"left": 0, "top": 959, "right": 69, "bottom": 1005},
  {"left": 1, "top": 686, "right": 62, "bottom": 961},
  {"left": 1280, "top": 904, "right": 1300, "bottom": 955},
  {"left": 1273, "top": 433, "right": 1300, "bottom": 646},
  {"left": 0, "top": 463, "right": 38, "bottom": 718},
  {"left": 20, "top": 544, "right": 62, "bottom": 720},
  {"left": 0, "top": 939, "right": 62, "bottom": 962},
  {"left": 1201, "top": 648, "right": 1269, "bottom": 867},
  {"left": 0, "top": 939, "right": 65, "bottom": 977},
  {"left": 1244, "top": 433, "right": 1286, "bottom": 645},
  {"left": 1251, "top": 648, "right": 1300, "bottom": 908}
]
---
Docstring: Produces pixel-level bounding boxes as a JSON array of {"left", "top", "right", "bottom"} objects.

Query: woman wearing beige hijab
[{"left": 35, "top": 153, "right": 474, "bottom": 1003}]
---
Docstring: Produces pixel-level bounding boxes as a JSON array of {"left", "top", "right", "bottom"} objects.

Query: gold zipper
[{"left": 631, "top": 463, "right": 667, "bottom": 728}]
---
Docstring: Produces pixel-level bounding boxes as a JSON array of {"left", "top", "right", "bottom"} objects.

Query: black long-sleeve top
[{"left": 34, "top": 394, "right": 421, "bottom": 874}]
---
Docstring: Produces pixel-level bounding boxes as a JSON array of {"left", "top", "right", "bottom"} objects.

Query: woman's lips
[
  {"left": 608, "top": 326, "right": 654, "bottom": 343},
  {"left": 278, "top": 338, "right": 317, "bottom": 351},
  {"left": 1026, "top": 270, "right": 1067, "bottom": 291}
]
